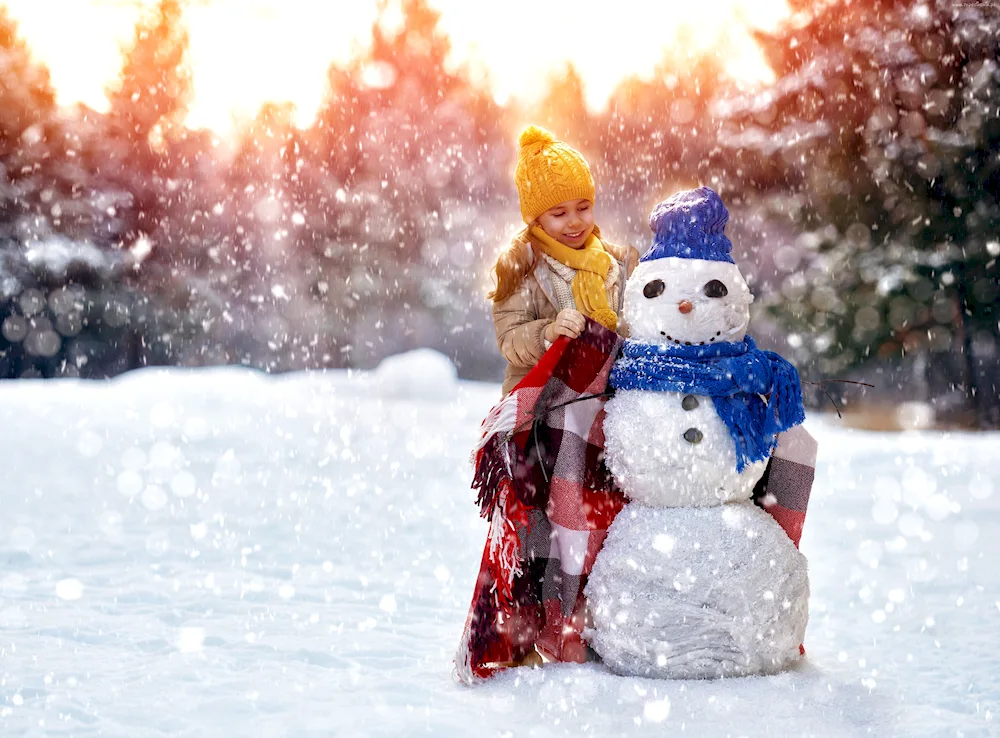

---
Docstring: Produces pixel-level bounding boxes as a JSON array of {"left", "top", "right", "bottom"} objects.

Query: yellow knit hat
[{"left": 514, "top": 125, "right": 595, "bottom": 224}]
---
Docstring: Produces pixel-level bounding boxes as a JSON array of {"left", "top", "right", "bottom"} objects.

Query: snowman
[{"left": 584, "top": 187, "right": 810, "bottom": 679}]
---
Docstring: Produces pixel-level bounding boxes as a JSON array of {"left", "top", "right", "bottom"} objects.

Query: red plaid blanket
[{"left": 454, "top": 320, "right": 816, "bottom": 685}]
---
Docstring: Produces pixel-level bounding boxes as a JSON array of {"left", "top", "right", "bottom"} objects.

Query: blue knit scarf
[{"left": 609, "top": 336, "right": 805, "bottom": 472}]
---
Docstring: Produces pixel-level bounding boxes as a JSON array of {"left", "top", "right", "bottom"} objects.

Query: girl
[
  {"left": 455, "top": 126, "right": 638, "bottom": 683},
  {"left": 490, "top": 125, "right": 638, "bottom": 396}
]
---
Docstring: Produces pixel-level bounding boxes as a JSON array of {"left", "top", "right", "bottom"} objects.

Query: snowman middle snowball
[{"left": 604, "top": 256, "right": 767, "bottom": 508}]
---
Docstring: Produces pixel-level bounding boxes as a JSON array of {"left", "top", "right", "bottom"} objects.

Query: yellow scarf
[{"left": 530, "top": 225, "right": 618, "bottom": 331}]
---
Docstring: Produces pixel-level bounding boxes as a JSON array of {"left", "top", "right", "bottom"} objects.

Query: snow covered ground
[{"left": 0, "top": 351, "right": 997, "bottom": 737}]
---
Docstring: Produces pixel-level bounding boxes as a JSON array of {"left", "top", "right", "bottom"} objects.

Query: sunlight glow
[
  {"left": 5, "top": 0, "right": 789, "bottom": 135},
  {"left": 432, "top": 0, "right": 789, "bottom": 108}
]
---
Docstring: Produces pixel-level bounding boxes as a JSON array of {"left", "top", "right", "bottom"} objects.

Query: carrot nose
[{"left": 678, "top": 300, "right": 693, "bottom": 314}]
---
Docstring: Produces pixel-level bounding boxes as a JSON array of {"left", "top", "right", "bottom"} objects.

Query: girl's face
[{"left": 535, "top": 198, "right": 595, "bottom": 249}]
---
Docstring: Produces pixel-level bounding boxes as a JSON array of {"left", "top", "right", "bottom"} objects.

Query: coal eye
[
  {"left": 643, "top": 279, "right": 665, "bottom": 299},
  {"left": 704, "top": 280, "right": 728, "bottom": 298}
]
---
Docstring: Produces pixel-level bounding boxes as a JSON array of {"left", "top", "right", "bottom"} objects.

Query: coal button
[
  {"left": 682, "top": 394, "right": 699, "bottom": 411},
  {"left": 683, "top": 428, "right": 703, "bottom": 444}
]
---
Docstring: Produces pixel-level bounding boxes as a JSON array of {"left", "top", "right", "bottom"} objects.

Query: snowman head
[{"left": 622, "top": 188, "right": 754, "bottom": 346}]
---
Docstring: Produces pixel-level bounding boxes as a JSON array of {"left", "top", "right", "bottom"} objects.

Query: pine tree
[
  {"left": 718, "top": 0, "right": 1000, "bottom": 425},
  {"left": 599, "top": 50, "right": 732, "bottom": 243},
  {"left": 105, "top": 0, "right": 193, "bottom": 246},
  {"left": 537, "top": 64, "right": 595, "bottom": 151},
  {"left": 98, "top": 0, "right": 207, "bottom": 370},
  {"left": 0, "top": 8, "right": 119, "bottom": 379},
  {"left": 0, "top": 6, "right": 54, "bottom": 144},
  {"left": 219, "top": 102, "right": 322, "bottom": 370},
  {"left": 106, "top": 0, "right": 191, "bottom": 144},
  {"left": 306, "top": 0, "right": 510, "bottom": 375},
  {"left": 0, "top": 5, "right": 56, "bottom": 237}
]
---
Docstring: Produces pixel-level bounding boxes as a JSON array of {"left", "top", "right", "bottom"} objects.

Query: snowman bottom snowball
[{"left": 584, "top": 503, "right": 809, "bottom": 679}]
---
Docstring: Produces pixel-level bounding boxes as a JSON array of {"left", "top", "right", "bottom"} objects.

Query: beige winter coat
[{"left": 493, "top": 228, "right": 639, "bottom": 396}]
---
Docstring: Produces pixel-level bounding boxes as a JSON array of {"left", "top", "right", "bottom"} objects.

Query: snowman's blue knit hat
[{"left": 642, "top": 186, "right": 734, "bottom": 264}]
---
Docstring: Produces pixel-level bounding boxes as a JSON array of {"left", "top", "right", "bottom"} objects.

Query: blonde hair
[{"left": 488, "top": 227, "right": 535, "bottom": 303}]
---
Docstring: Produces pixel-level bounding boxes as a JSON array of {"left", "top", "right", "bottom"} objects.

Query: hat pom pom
[
  {"left": 648, "top": 186, "right": 729, "bottom": 238},
  {"left": 647, "top": 198, "right": 676, "bottom": 237},
  {"left": 519, "top": 125, "right": 555, "bottom": 149}
]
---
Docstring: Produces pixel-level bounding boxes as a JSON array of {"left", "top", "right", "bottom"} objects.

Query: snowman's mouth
[{"left": 659, "top": 330, "right": 724, "bottom": 346}]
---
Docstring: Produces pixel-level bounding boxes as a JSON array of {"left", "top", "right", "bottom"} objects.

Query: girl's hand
[{"left": 544, "top": 309, "right": 586, "bottom": 343}]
